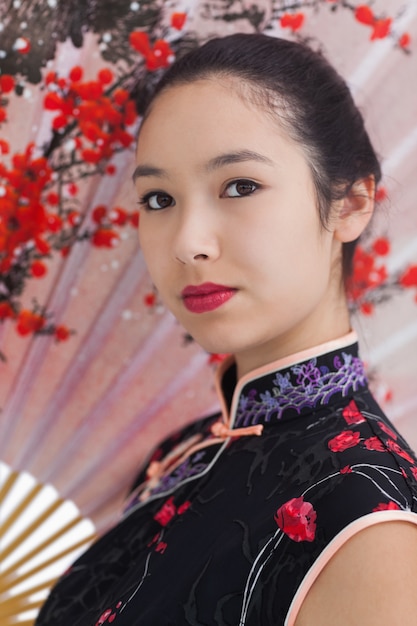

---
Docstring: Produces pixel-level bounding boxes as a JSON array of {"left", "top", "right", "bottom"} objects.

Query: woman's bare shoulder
[{"left": 296, "top": 520, "right": 417, "bottom": 626}]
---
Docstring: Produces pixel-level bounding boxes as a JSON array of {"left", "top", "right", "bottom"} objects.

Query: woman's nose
[{"left": 173, "top": 205, "right": 220, "bottom": 265}]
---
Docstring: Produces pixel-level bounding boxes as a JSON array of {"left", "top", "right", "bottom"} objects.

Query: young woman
[{"left": 37, "top": 34, "right": 417, "bottom": 626}]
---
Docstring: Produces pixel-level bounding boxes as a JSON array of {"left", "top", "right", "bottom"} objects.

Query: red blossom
[
  {"left": 98, "top": 68, "right": 114, "bottom": 85},
  {"left": 399, "top": 33, "right": 411, "bottom": 49},
  {"left": 0, "top": 75, "right": 15, "bottom": 93},
  {"left": 371, "top": 18, "right": 392, "bottom": 41},
  {"left": 55, "top": 325, "right": 71, "bottom": 341},
  {"left": 399, "top": 265, "right": 417, "bottom": 288},
  {"left": 129, "top": 31, "right": 151, "bottom": 55},
  {"left": 171, "top": 12, "right": 187, "bottom": 30},
  {"left": 14, "top": 37, "right": 31, "bottom": 54},
  {"left": 52, "top": 113, "right": 68, "bottom": 130},
  {"left": 130, "top": 211, "right": 139, "bottom": 228},
  {"left": 372, "top": 237, "right": 390, "bottom": 256},
  {"left": 280, "top": 12, "right": 305, "bottom": 31},
  {"left": 69, "top": 66, "right": 83, "bottom": 82},
  {"left": 355, "top": 5, "right": 375, "bottom": 26},
  {"left": 31, "top": 260, "right": 47, "bottom": 278},
  {"left": 274, "top": 496, "right": 317, "bottom": 542},
  {"left": 363, "top": 436, "right": 385, "bottom": 452},
  {"left": 67, "top": 211, "right": 81, "bottom": 227},
  {"left": 92, "top": 205, "right": 107, "bottom": 224},
  {"left": 109, "top": 207, "right": 128, "bottom": 226},
  {"left": 0, "top": 139, "right": 10, "bottom": 154},
  {"left": 106, "top": 164, "right": 116, "bottom": 175},
  {"left": 154, "top": 496, "right": 176, "bottom": 526},
  {"left": 113, "top": 89, "right": 130, "bottom": 105},
  {"left": 208, "top": 353, "right": 229, "bottom": 364},
  {"left": 46, "top": 213, "right": 63, "bottom": 232},
  {"left": 46, "top": 191, "right": 59, "bottom": 206},
  {"left": 373, "top": 502, "right": 400, "bottom": 512},
  {"left": 342, "top": 399, "right": 365, "bottom": 425},
  {"left": 35, "top": 237, "right": 50, "bottom": 254},
  {"left": 360, "top": 301, "right": 374, "bottom": 315},
  {"left": 44, "top": 92, "right": 64, "bottom": 111},
  {"left": 328, "top": 430, "right": 361, "bottom": 452},
  {"left": 0, "top": 301, "right": 15, "bottom": 320},
  {"left": 92, "top": 228, "right": 119, "bottom": 248},
  {"left": 144, "top": 292, "right": 156, "bottom": 307},
  {"left": 81, "top": 148, "right": 102, "bottom": 164},
  {"left": 375, "top": 186, "right": 388, "bottom": 202},
  {"left": 16, "top": 310, "right": 46, "bottom": 335}
]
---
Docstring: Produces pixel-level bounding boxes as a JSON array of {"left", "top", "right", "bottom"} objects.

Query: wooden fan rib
[
  {"left": 0, "top": 596, "right": 44, "bottom": 619},
  {"left": 0, "top": 533, "right": 95, "bottom": 594},
  {"left": 0, "top": 484, "right": 43, "bottom": 539},
  {"left": 0, "top": 471, "right": 19, "bottom": 504},
  {"left": 0, "top": 576, "right": 58, "bottom": 603}
]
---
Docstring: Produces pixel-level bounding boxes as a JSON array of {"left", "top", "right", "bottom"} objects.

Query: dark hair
[{"left": 142, "top": 33, "right": 382, "bottom": 280}]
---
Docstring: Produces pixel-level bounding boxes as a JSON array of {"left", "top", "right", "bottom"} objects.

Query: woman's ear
[{"left": 333, "top": 176, "right": 375, "bottom": 243}]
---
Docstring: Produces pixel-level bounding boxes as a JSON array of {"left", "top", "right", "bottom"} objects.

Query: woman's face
[{"left": 135, "top": 79, "right": 348, "bottom": 376}]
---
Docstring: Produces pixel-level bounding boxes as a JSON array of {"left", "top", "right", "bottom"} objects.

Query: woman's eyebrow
[
  {"left": 132, "top": 165, "right": 168, "bottom": 182},
  {"left": 132, "top": 149, "right": 274, "bottom": 182},
  {"left": 204, "top": 150, "right": 274, "bottom": 171}
]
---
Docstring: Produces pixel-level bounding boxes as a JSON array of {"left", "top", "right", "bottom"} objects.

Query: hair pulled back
[{"left": 143, "top": 33, "right": 381, "bottom": 280}]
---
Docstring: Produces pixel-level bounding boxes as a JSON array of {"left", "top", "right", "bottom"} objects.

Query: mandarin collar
[{"left": 215, "top": 332, "right": 368, "bottom": 428}]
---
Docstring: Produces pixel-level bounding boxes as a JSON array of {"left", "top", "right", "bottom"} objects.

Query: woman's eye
[
  {"left": 223, "top": 180, "right": 259, "bottom": 198},
  {"left": 138, "top": 192, "right": 174, "bottom": 211}
]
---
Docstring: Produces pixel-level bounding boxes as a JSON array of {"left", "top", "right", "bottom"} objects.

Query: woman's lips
[{"left": 181, "top": 282, "right": 237, "bottom": 314}]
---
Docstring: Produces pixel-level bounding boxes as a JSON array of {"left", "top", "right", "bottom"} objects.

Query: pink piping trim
[
  {"left": 215, "top": 330, "right": 358, "bottom": 427},
  {"left": 284, "top": 510, "right": 417, "bottom": 626}
]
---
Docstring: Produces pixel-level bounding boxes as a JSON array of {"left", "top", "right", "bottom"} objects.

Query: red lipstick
[{"left": 181, "top": 282, "right": 237, "bottom": 314}]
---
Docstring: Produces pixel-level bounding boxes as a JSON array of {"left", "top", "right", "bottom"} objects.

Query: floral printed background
[{"left": 0, "top": 1, "right": 417, "bottom": 623}]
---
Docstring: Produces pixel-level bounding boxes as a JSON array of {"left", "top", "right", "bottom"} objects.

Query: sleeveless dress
[{"left": 36, "top": 332, "right": 417, "bottom": 626}]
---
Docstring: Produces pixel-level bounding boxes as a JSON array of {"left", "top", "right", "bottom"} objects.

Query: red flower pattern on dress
[
  {"left": 378, "top": 421, "right": 397, "bottom": 440},
  {"left": 342, "top": 400, "right": 366, "bottom": 425},
  {"left": 363, "top": 436, "right": 385, "bottom": 452},
  {"left": 154, "top": 496, "right": 177, "bottom": 526},
  {"left": 373, "top": 502, "right": 400, "bottom": 512},
  {"left": 328, "top": 430, "right": 361, "bottom": 453},
  {"left": 386, "top": 440, "right": 415, "bottom": 464},
  {"left": 340, "top": 465, "right": 352, "bottom": 474},
  {"left": 410, "top": 467, "right": 417, "bottom": 481},
  {"left": 274, "top": 497, "right": 317, "bottom": 542}
]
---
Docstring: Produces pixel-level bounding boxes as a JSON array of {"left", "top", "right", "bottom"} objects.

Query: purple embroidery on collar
[{"left": 235, "top": 352, "right": 367, "bottom": 427}]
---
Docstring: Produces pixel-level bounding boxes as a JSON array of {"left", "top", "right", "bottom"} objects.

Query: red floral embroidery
[
  {"left": 363, "top": 436, "right": 385, "bottom": 452},
  {"left": 340, "top": 465, "right": 353, "bottom": 474},
  {"left": 386, "top": 440, "right": 414, "bottom": 464},
  {"left": 177, "top": 501, "right": 191, "bottom": 515},
  {"left": 274, "top": 496, "right": 317, "bottom": 542},
  {"left": 156, "top": 541, "right": 168, "bottom": 554},
  {"left": 328, "top": 430, "right": 361, "bottom": 453},
  {"left": 373, "top": 502, "right": 400, "bottom": 512},
  {"left": 342, "top": 400, "right": 365, "bottom": 425},
  {"left": 378, "top": 422, "right": 397, "bottom": 440},
  {"left": 410, "top": 467, "right": 417, "bottom": 481},
  {"left": 154, "top": 496, "right": 176, "bottom": 527}
]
